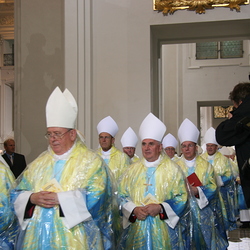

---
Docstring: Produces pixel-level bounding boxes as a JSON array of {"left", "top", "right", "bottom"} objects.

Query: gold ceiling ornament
[
  {"left": 154, "top": 0, "right": 249, "bottom": 15},
  {"left": 0, "top": 14, "right": 14, "bottom": 25},
  {"left": 213, "top": 106, "right": 233, "bottom": 119}
]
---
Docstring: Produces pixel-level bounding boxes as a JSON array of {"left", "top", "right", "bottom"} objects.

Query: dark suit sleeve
[
  {"left": 2, "top": 154, "right": 11, "bottom": 167},
  {"left": 216, "top": 115, "right": 250, "bottom": 146}
]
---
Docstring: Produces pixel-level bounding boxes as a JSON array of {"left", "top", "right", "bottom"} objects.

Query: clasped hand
[
  {"left": 133, "top": 204, "right": 161, "bottom": 220},
  {"left": 190, "top": 184, "right": 199, "bottom": 196},
  {"left": 30, "top": 191, "right": 59, "bottom": 208}
]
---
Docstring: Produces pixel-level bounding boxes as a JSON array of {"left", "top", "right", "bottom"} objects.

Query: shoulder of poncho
[
  {"left": 127, "top": 159, "right": 144, "bottom": 171},
  {"left": 214, "top": 152, "right": 230, "bottom": 166},
  {"left": 111, "top": 146, "right": 122, "bottom": 155},
  {"left": 196, "top": 155, "right": 211, "bottom": 169},
  {"left": 111, "top": 146, "right": 128, "bottom": 160},
  {"left": 129, "top": 156, "right": 178, "bottom": 170},
  {"left": 175, "top": 157, "right": 185, "bottom": 166},
  {"left": 71, "top": 141, "right": 102, "bottom": 162},
  {"left": 28, "top": 143, "right": 101, "bottom": 168},
  {"left": 0, "top": 162, "right": 15, "bottom": 183},
  {"left": 159, "top": 155, "right": 180, "bottom": 171},
  {"left": 214, "top": 151, "right": 227, "bottom": 161},
  {"left": 200, "top": 152, "right": 208, "bottom": 160},
  {"left": 27, "top": 150, "right": 50, "bottom": 168}
]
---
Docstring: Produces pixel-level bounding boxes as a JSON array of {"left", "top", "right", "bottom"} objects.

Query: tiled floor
[{"left": 228, "top": 223, "right": 250, "bottom": 249}]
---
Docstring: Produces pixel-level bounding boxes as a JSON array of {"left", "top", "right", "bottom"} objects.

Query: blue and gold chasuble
[
  {"left": 176, "top": 155, "right": 229, "bottom": 250},
  {"left": 11, "top": 139, "right": 113, "bottom": 250},
  {"left": 0, "top": 161, "right": 17, "bottom": 250},
  {"left": 96, "top": 146, "right": 130, "bottom": 183},
  {"left": 119, "top": 154, "right": 190, "bottom": 250},
  {"left": 201, "top": 151, "right": 237, "bottom": 231}
]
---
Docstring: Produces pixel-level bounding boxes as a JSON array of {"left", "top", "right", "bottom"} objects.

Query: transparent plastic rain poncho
[
  {"left": 201, "top": 151, "right": 238, "bottom": 231},
  {"left": 0, "top": 160, "right": 18, "bottom": 250},
  {"left": 10, "top": 137, "right": 116, "bottom": 250},
  {"left": 176, "top": 155, "right": 229, "bottom": 250},
  {"left": 96, "top": 146, "right": 131, "bottom": 182},
  {"left": 118, "top": 153, "right": 192, "bottom": 250}
]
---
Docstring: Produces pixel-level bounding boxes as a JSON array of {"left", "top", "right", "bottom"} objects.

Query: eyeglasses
[
  {"left": 45, "top": 129, "right": 72, "bottom": 140},
  {"left": 99, "top": 136, "right": 112, "bottom": 140},
  {"left": 181, "top": 144, "right": 195, "bottom": 149},
  {"left": 165, "top": 147, "right": 175, "bottom": 151}
]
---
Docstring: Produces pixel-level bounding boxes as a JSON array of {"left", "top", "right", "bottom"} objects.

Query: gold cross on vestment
[{"left": 144, "top": 183, "right": 152, "bottom": 191}]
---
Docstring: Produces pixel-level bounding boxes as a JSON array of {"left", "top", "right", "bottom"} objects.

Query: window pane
[
  {"left": 4, "top": 54, "right": 14, "bottom": 66},
  {"left": 220, "top": 41, "right": 243, "bottom": 58},
  {"left": 196, "top": 42, "right": 218, "bottom": 60}
]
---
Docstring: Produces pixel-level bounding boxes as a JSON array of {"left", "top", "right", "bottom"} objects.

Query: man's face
[
  {"left": 141, "top": 139, "right": 162, "bottom": 162},
  {"left": 123, "top": 147, "right": 136, "bottom": 158},
  {"left": 206, "top": 143, "right": 218, "bottom": 156},
  {"left": 99, "top": 132, "right": 114, "bottom": 152},
  {"left": 4, "top": 140, "right": 15, "bottom": 154},
  {"left": 181, "top": 141, "right": 197, "bottom": 161},
  {"left": 164, "top": 147, "right": 175, "bottom": 159},
  {"left": 46, "top": 127, "right": 76, "bottom": 155}
]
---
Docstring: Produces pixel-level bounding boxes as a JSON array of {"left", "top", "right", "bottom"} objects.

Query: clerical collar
[
  {"left": 101, "top": 148, "right": 111, "bottom": 156},
  {"left": 144, "top": 155, "right": 162, "bottom": 168},
  {"left": 185, "top": 157, "right": 196, "bottom": 168},
  {"left": 207, "top": 154, "right": 215, "bottom": 161},
  {"left": 52, "top": 142, "right": 76, "bottom": 161}
]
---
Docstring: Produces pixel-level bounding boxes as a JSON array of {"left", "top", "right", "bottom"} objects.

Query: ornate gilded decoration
[
  {"left": 214, "top": 106, "right": 233, "bottom": 119},
  {"left": 0, "top": 14, "right": 14, "bottom": 25},
  {"left": 0, "top": 3, "right": 14, "bottom": 26},
  {"left": 154, "top": 0, "right": 249, "bottom": 14}
]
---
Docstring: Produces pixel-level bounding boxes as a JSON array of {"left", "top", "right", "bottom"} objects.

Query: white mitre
[
  {"left": 178, "top": 118, "right": 199, "bottom": 144},
  {"left": 197, "top": 145, "right": 203, "bottom": 154},
  {"left": 162, "top": 133, "right": 178, "bottom": 149},
  {"left": 228, "top": 147, "right": 236, "bottom": 156},
  {"left": 46, "top": 87, "right": 77, "bottom": 128},
  {"left": 219, "top": 146, "right": 231, "bottom": 156},
  {"left": 201, "top": 143, "right": 206, "bottom": 153},
  {"left": 204, "top": 127, "right": 219, "bottom": 145},
  {"left": 97, "top": 116, "right": 118, "bottom": 137},
  {"left": 139, "top": 113, "right": 166, "bottom": 142},
  {"left": 121, "top": 127, "right": 138, "bottom": 148}
]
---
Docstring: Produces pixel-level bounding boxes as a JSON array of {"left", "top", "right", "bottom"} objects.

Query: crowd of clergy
[{"left": 0, "top": 86, "right": 248, "bottom": 250}]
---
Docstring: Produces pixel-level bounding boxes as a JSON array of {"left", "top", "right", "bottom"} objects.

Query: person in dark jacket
[
  {"left": 2, "top": 138, "right": 27, "bottom": 178},
  {"left": 216, "top": 82, "right": 250, "bottom": 208}
]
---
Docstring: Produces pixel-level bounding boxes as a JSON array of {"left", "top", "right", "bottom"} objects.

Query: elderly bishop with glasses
[{"left": 11, "top": 87, "right": 114, "bottom": 250}]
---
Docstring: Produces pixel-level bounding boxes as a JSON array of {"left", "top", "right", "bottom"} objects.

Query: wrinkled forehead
[
  {"left": 142, "top": 138, "right": 160, "bottom": 144},
  {"left": 47, "top": 127, "right": 68, "bottom": 132},
  {"left": 181, "top": 141, "right": 196, "bottom": 145}
]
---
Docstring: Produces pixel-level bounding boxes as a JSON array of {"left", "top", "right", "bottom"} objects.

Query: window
[
  {"left": 196, "top": 41, "right": 243, "bottom": 60},
  {"left": 4, "top": 53, "right": 14, "bottom": 66}
]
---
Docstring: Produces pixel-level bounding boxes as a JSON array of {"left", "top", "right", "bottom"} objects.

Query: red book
[{"left": 187, "top": 172, "right": 202, "bottom": 187}]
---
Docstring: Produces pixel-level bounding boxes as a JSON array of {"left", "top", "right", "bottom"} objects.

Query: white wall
[
  {"left": 15, "top": 0, "right": 64, "bottom": 163},
  {"left": 162, "top": 42, "right": 249, "bottom": 148},
  {"left": 15, "top": 0, "right": 250, "bottom": 162},
  {"left": 90, "top": 1, "right": 250, "bottom": 152},
  {"left": 181, "top": 43, "right": 249, "bottom": 121}
]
